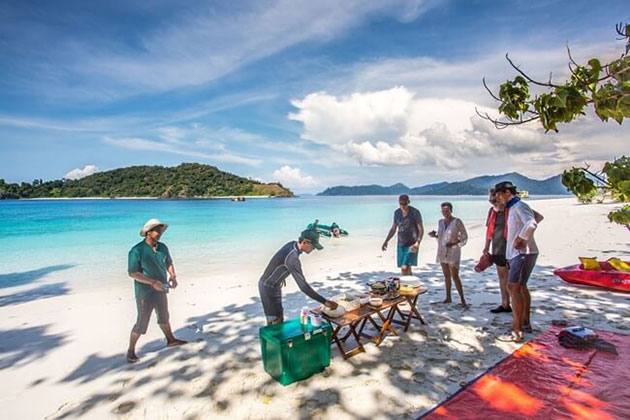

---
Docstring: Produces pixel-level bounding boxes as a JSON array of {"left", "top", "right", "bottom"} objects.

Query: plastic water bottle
[{"left": 300, "top": 306, "right": 309, "bottom": 326}]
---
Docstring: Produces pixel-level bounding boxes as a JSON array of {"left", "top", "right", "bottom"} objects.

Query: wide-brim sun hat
[{"left": 140, "top": 218, "right": 169, "bottom": 236}]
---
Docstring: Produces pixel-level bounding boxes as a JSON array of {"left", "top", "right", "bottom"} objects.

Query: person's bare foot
[
  {"left": 126, "top": 350, "right": 139, "bottom": 363},
  {"left": 442, "top": 298, "right": 452, "bottom": 304},
  {"left": 166, "top": 338, "right": 187, "bottom": 347}
]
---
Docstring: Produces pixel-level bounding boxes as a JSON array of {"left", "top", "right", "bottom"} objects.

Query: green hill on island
[{"left": 0, "top": 163, "right": 293, "bottom": 199}]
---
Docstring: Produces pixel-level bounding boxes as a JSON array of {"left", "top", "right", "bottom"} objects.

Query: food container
[
  {"left": 310, "top": 313, "right": 322, "bottom": 327},
  {"left": 369, "top": 281, "right": 387, "bottom": 295},
  {"left": 369, "top": 296, "right": 383, "bottom": 307},
  {"left": 322, "top": 305, "right": 346, "bottom": 318},
  {"left": 359, "top": 296, "right": 370, "bottom": 306}
]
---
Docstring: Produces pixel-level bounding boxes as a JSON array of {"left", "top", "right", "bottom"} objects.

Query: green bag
[{"left": 259, "top": 318, "right": 332, "bottom": 386}]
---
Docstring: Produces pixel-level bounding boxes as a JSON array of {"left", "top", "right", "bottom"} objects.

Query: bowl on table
[
  {"left": 322, "top": 305, "right": 346, "bottom": 318},
  {"left": 369, "top": 297, "right": 383, "bottom": 307},
  {"left": 359, "top": 296, "right": 370, "bottom": 306}
]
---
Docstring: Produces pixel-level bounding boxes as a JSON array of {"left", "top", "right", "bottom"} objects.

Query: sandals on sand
[
  {"left": 496, "top": 331, "right": 524, "bottom": 343},
  {"left": 126, "top": 351, "right": 139, "bottom": 363},
  {"left": 521, "top": 325, "right": 533, "bottom": 334},
  {"left": 166, "top": 339, "right": 188, "bottom": 347},
  {"left": 490, "top": 305, "right": 512, "bottom": 313}
]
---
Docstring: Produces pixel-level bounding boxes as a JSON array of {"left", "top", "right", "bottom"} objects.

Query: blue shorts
[
  {"left": 397, "top": 245, "right": 418, "bottom": 268},
  {"left": 508, "top": 254, "right": 538, "bottom": 285}
]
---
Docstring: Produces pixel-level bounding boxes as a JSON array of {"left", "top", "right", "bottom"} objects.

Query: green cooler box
[{"left": 259, "top": 318, "right": 332, "bottom": 386}]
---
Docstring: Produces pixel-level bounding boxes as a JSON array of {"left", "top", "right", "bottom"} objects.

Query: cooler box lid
[{"left": 259, "top": 318, "right": 330, "bottom": 344}]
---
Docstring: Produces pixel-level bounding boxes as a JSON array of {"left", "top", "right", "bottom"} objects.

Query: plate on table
[
  {"left": 400, "top": 275, "right": 421, "bottom": 287},
  {"left": 322, "top": 306, "right": 346, "bottom": 318}
]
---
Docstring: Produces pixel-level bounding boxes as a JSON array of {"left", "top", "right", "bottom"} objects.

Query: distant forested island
[
  {"left": 318, "top": 173, "right": 570, "bottom": 196},
  {"left": 0, "top": 163, "right": 293, "bottom": 199}
]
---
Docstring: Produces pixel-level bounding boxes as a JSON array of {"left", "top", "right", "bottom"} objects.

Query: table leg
[
  {"left": 332, "top": 324, "right": 365, "bottom": 359},
  {"left": 376, "top": 308, "right": 398, "bottom": 336},
  {"left": 403, "top": 295, "right": 426, "bottom": 331},
  {"left": 375, "top": 307, "right": 397, "bottom": 346}
]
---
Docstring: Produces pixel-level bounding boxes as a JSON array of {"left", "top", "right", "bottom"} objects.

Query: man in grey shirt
[
  {"left": 382, "top": 195, "right": 424, "bottom": 275},
  {"left": 258, "top": 229, "right": 338, "bottom": 325}
]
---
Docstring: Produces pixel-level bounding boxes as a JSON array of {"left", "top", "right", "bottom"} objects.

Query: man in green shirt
[{"left": 127, "top": 218, "right": 186, "bottom": 363}]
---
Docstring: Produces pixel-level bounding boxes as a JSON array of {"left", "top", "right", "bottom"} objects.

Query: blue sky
[{"left": 1, "top": 0, "right": 628, "bottom": 193}]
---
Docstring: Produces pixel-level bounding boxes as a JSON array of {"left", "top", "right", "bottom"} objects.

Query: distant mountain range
[{"left": 318, "top": 173, "right": 570, "bottom": 196}]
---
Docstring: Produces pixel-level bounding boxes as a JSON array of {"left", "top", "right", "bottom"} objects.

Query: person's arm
[
  {"left": 382, "top": 221, "right": 397, "bottom": 251},
  {"left": 517, "top": 205, "right": 537, "bottom": 240},
  {"left": 286, "top": 253, "right": 327, "bottom": 304},
  {"left": 167, "top": 264, "right": 178, "bottom": 288},
  {"left": 456, "top": 219, "right": 468, "bottom": 248},
  {"left": 411, "top": 211, "right": 424, "bottom": 252},
  {"left": 483, "top": 237, "right": 491, "bottom": 255},
  {"left": 128, "top": 271, "right": 166, "bottom": 292},
  {"left": 533, "top": 209, "right": 544, "bottom": 223},
  {"left": 164, "top": 245, "right": 177, "bottom": 288},
  {"left": 513, "top": 204, "right": 537, "bottom": 249}
]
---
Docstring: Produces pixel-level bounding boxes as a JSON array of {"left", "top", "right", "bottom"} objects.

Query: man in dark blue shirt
[
  {"left": 382, "top": 195, "right": 424, "bottom": 275},
  {"left": 258, "top": 229, "right": 338, "bottom": 325}
]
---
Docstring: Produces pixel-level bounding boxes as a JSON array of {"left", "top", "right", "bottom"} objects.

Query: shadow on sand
[
  {"left": 0, "top": 324, "right": 68, "bottom": 370},
  {"left": 0, "top": 282, "right": 70, "bottom": 307},
  {"left": 0, "top": 264, "right": 74, "bottom": 289},
  {"left": 48, "top": 258, "right": 630, "bottom": 419}
]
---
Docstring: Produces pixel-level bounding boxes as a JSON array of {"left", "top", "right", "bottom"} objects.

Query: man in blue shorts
[
  {"left": 381, "top": 194, "right": 424, "bottom": 275},
  {"left": 494, "top": 182, "right": 539, "bottom": 343}
]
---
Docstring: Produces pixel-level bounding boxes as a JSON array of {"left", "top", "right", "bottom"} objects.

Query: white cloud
[
  {"left": 288, "top": 86, "right": 560, "bottom": 170},
  {"left": 344, "top": 141, "right": 414, "bottom": 165},
  {"left": 7, "top": 1, "right": 441, "bottom": 100},
  {"left": 65, "top": 165, "right": 99, "bottom": 180},
  {"left": 272, "top": 165, "right": 317, "bottom": 188}
]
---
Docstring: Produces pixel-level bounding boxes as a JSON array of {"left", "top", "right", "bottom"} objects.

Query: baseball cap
[
  {"left": 494, "top": 181, "right": 517, "bottom": 193},
  {"left": 300, "top": 229, "right": 323, "bottom": 250}
]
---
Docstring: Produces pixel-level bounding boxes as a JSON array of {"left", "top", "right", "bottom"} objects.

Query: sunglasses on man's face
[{"left": 399, "top": 201, "right": 409, "bottom": 206}]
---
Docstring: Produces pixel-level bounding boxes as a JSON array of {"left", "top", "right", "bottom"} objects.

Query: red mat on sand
[{"left": 419, "top": 326, "right": 630, "bottom": 420}]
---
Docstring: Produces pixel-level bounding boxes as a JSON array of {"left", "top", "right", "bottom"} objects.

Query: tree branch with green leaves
[{"left": 478, "top": 22, "right": 630, "bottom": 132}]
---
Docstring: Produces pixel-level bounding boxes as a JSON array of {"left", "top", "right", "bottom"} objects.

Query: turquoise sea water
[{"left": 0, "top": 196, "right": 557, "bottom": 291}]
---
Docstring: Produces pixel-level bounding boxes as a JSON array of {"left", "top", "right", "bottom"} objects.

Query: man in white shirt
[{"left": 494, "top": 181, "right": 538, "bottom": 343}]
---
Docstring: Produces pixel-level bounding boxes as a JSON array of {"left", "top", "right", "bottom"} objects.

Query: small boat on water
[
  {"left": 554, "top": 260, "right": 630, "bottom": 293},
  {"left": 231, "top": 197, "right": 246, "bottom": 202}
]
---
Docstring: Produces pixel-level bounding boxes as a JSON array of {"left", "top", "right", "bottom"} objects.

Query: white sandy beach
[{"left": 1, "top": 197, "right": 629, "bottom": 420}]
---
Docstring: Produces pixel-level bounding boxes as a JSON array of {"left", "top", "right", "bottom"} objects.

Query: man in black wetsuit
[{"left": 258, "top": 229, "right": 338, "bottom": 325}]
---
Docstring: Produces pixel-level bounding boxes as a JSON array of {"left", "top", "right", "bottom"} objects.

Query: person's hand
[
  {"left": 151, "top": 281, "right": 166, "bottom": 292},
  {"left": 381, "top": 242, "right": 388, "bottom": 251},
  {"left": 446, "top": 241, "right": 458, "bottom": 248},
  {"left": 410, "top": 243, "right": 419, "bottom": 253},
  {"left": 324, "top": 300, "right": 338, "bottom": 310},
  {"left": 428, "top": 230, "right": 437, "bottom": 238},
  {"left": 483, "top": 249, "right": 490, "bottom": 256},
  {"left": 169, "top": 276, "right": 178, "bottom": 289},
  {"left": 514, "top": 237, "right": 527, "bottom": 249}
]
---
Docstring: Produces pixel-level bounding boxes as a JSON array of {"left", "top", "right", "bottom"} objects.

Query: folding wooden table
[{"left": 312, "top": 285, "right": 427, "bottom": 359}]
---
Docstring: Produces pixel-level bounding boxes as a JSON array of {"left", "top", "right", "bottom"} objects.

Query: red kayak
[{"left": 554, "top": 261, "right": 630, "bottom": 293}]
